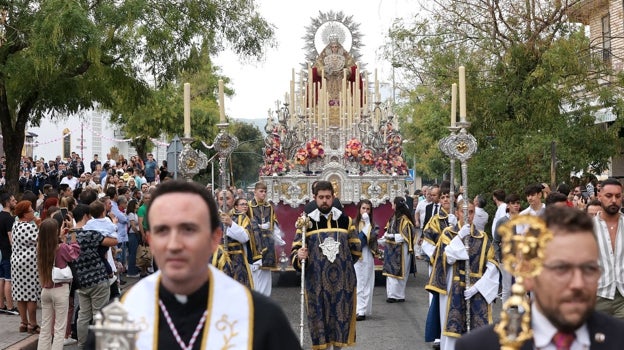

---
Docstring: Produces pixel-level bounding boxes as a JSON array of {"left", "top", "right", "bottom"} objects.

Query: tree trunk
[
  {"left": 132, "top": 137, "right": 148, "bottom": 162},
  {"left": 2, "top": 133, "right": 25, "bottom": 196},
  {"left": 0, "top": 87, "right": 35, "bottom": 196}
]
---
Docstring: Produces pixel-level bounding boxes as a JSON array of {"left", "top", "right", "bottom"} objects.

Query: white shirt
[
  {"left": 532, "top": 303, "right": 590, "bottom": 350},
  {"left": 593, "top": 214, "right": 624, "bottom": 299},
  {"left": 59, "top": 176, "right": 79, "bottom": 190},
  {"left": 415, "top": 199, "right": 431, "bottom": 228},
  {"left": 492, "top": 202, "right": 507, "bottom": 234},
  {"left": 473, "top": 207, "right": 489, "bottom": 232},
  {"left": 519, "top": 203, "right": 545, "bottom": 216}
]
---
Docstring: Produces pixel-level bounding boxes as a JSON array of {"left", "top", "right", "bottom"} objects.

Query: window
[{"left": 602, "top": 14, "right": 611, "bottom": 64}]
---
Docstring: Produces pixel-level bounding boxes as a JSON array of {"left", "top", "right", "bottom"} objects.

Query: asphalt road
[
  {"left": 45, "top": 258, "right": 502, "bottom": 350},
  {"left": 274, "top": 259, "right": 437, "bottom": 350}
]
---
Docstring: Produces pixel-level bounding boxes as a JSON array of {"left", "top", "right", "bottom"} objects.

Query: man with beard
[
  {"left": 593, "top": 177, "right": 624, "bottom": 319},
  {"left": 292, "top": 180, "right": 361, "bottom": 349},
  {"left": 457, "top": 205, "right": 624, "bottom": 349}
]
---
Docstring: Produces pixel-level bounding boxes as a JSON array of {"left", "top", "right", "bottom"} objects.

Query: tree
[
  {"left": 386, "top": 0, "right": 624, "bottom": 197},
  {"left": 0, "top": 0, "right": 275, "bottom": 194},
  {"left": 228, "top": 121, "right": 264, "bottom": 189}
]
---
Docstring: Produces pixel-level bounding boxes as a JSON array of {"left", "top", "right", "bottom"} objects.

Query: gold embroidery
[{"left": 215, "top": 314, "right": 239, "bottom": 350}]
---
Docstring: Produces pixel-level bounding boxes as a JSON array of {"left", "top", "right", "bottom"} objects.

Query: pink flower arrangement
[
  {"left": 360, "top": 149, "right": 375, "bottom": 166},
  {"left": 306, "top": 138, "right": 325, "bottom": 160},
  {"left": 294, "top": 148, "right": 309, "bottom": 165},
  {"left": 344, "top": 138, "right": 362, "bottom": 162},
  {"left": 260, "top": 132, "right": 291, "bottom": 175},
  {"left": 374, "top": 152, "right": 408, "bottom": 175}
]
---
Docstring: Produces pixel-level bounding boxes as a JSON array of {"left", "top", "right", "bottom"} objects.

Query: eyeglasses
[
  {"left": 238, "top": 202, "right": 248, "bottom": 206},
  {"left": 542, "top": 262, "right": 602, "bottom": 283}
]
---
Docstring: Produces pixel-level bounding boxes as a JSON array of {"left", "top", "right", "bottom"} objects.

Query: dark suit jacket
[
  {"left": 456, "top": 311, "right": 624, "bottom": 350},
  {"left": 423, "top": 202, "right": 437, "bottom": 229}
]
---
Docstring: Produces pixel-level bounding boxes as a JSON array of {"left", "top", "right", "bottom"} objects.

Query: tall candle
[
  {"left": 290, "top": 80, "right": 295, "bottom": 115},
  {"left": 218, "top": 79, "right": 226, "bottom": 123},
  {"left": 459, "top": 66, "right": 466, "bottom": 122},
  {"left": 375, "top": 69, "right": 380, "bottom": 102},
  {"left": 451, "top": 83, "right": 457, "bottom": 127},
  {"left": 183, "top": 83, "right": 191, "bottom": 138}
]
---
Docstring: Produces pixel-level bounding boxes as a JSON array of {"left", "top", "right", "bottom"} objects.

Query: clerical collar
[
  {"left": 159, "top": 281, "right": 209, "bottom": 308},
  {"left": 308, "top": 207, "right": 342, "bottom": 222}
]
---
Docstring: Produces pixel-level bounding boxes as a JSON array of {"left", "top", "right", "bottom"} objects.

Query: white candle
[
  {"left": 290, "top": 80, "right": 295, "bottom": 115},
  {"left": 183, "top": 83, "right": 191, "bottom": 138},
  {"left": 451, "top": 83, "right": 457, "bottom": 127},
  {"left": 459, "top": 66, "right": 466, "bottom": 122},
  {"left": 374, "top": 69, "right": 380, "bottom": 103},
  {"left": 218, "top": 79, "right": 226, "bottom": 123}
]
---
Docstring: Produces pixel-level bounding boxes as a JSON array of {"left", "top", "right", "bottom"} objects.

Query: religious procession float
[{"left": 258, "top": 12, "right": 409, "bottom": 266}]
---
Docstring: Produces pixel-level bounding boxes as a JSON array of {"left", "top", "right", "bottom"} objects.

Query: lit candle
[
  {"left": 459, "top": 66, "right": 466, "bottom": 122},
  {"left": 218, "top": 79, "right": 226, "bottom": 123},
  {"left": 183, "top": 83, "right": 191, "bottom": 138},
  {"left": 451, "top": 83, "right": 457, "bottom": 127}
]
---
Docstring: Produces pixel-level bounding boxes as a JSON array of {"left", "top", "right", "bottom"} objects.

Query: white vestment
[{"left": 122, "top": 265, "right": 252, "bottom": 349}]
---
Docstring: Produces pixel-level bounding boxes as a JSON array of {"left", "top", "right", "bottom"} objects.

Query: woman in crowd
[
  {"left": 353, "top": 199, "right": 379, "bottom": 321},
  {"left": 36, "top": 218, "right": 80, "bottom": 350},
  {"left": 11, "top": 200, "right": 42, "bottom": 334},
  {"left": 125, "top": 199, "right": 141, "bottom": 278},
  {"left": 41, "top": 197, "right": 59, "bottom": 220},
  {"left": 382, "top": 196, "right": 416, "bottom": 303}
]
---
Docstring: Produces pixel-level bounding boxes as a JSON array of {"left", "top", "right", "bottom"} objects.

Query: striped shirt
[{"left": 594, "top": 214, "right": 624, "bottom": 299}]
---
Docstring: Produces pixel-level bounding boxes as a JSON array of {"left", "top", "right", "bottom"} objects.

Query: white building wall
[{"left": 25, "top": 110, "right": 168, "bottom": 165}]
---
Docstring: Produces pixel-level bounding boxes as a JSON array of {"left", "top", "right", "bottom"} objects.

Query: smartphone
[{"left": 60, "top": 207, "right": 69, "bottom": 221}]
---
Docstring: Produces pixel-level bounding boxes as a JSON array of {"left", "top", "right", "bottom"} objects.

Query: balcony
[{"left": 567, "top": 0, "right": 609, "bottom": 25}]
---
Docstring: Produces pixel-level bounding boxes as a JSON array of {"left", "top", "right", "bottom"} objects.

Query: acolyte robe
[{"left": 291, "top": 207, "right": 361, "bottom": 350}]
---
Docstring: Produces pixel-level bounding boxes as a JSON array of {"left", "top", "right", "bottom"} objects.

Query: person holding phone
[{"left": 36, "top": 218, "right": 80, "bottom": 350}]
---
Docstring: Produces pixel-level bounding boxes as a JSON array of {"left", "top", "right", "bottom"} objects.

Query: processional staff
[
  {"left": 295, "top": 214, "right": 309, "bottom": 346},
  {"left": 438, "top": 66, "right": 477, "bottom": 332}
]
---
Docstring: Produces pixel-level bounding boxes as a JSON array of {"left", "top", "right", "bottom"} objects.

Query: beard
[
  {"left": 318, "top": 203, "right": 331, "bottom": 214},
  {"left": 536, "top": 290, "right": 594, "bottom": 333},
  {"left": 603, "top": 204, "right": 621, "bottom": 216}
]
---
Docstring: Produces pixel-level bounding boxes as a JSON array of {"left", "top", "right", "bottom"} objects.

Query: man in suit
[
  {"left": 423, "top": 184, "right": 441, "bottom": 230},
  {"left": 457, "top": 205, "right": 624, "bottom": 350}
]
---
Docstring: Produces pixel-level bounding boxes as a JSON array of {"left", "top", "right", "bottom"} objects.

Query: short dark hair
[
  {"left": 602, "top": 178, "right": 622, "bottom": 188},
  {"left": 105, "top": 186, "right": 117, "bottom": 198},
  {"left": 504, "top": 194, "right": 521, "bottom": 204},
  {"left": 493, "top": 189, "right": 506, "bottom": 202},
  {"left": 545, "top": 192, "right": 568, "bottom": 206},
  {"left": 524, "top": 183, "right": 544, "bottom": 196},
  {"left": 0, "top": 192, "right": 12, "bottom": 206},
  {"left": 313, "top": 180, "right": 333, "bottom": 196},
  {"left": 72, "top": 203, "right": 91, "bottom": 222},
  {"left": 79, "top": 188, "right": 98, "bottom": 205},
  {"left": 556, "top": 183, "right": 570, "bottom": 196},
  {"left": 542, "top": 205, "right": 594, "bottom": 234},
  {"left": 89, "top": 200, "right": 106, "bottom": 218},
  {"left": 150, "top": 180, "right": 220, "bottom": 231},
  {"left": 475, "top": 194, "right": 487, "bottom": 208}
]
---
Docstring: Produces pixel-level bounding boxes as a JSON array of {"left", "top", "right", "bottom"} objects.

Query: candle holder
[
  {"left": 437, "top": 120, "right": 477, "bottom": 331},
  {"left": 90, "top": 298, "right": 143, "bottom": 350},
  {"left": 494, "top": 215, "right": 552, "bottom": 349},
  {"left": 178, "top": 136, "right": 208, "bottom": 180}
]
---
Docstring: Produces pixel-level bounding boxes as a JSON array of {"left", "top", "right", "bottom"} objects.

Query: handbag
[
  {"left": 52, "top": 262, "right": 73, "bottom": 284},
  {"left": 136, "top": 244, "right": 152, "bottom": 268}
]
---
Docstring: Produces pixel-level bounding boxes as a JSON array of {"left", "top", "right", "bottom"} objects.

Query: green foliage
[
  {"left": 0, "top": 0, "right": 276, "bottom": 194},
  {"left": 387, "top": 0, "right": 624, "bottom": 198},
  {"left": 228, "top": 121, "right": 264, "bottom": 189}
]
